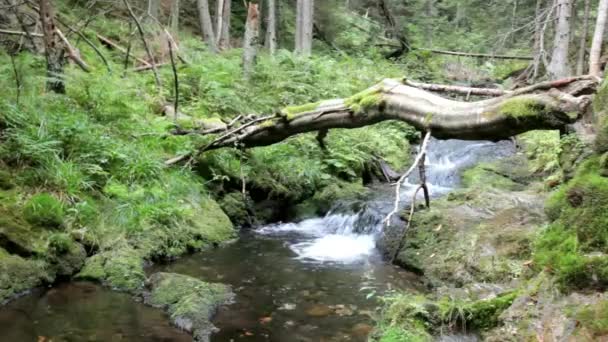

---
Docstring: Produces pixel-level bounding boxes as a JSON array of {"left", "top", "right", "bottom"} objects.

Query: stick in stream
[{"left": 383, "top": 131, "right": 432, "bottom": 227}]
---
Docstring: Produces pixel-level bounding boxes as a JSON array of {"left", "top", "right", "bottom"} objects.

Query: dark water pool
[{"left": 0, "top": 281, "right": 191, "bottom": 342}]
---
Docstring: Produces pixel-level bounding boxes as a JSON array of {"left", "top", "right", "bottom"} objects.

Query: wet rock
[
  {"left": 352, "top": 323, "right": 373, "bottom": 337},
  {"left": 279, "top": 303, "right": 296, "bottom": 311},
  {"left": 305, "top": 304, "right": 333, "bottom": 317},
  {"left": 144, "top": 272, "right": 234, "bottom": 342}
]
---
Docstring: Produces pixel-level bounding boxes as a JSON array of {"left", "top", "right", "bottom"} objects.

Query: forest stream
[{"left": 0, "top": 139, "right": 515, "bottom": 342}]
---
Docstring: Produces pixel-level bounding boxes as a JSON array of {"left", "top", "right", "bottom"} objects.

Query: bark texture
[
  {"left": 265, "top": 0, "right": 277, "bottom": 54},
  {"left": 39, "top": 0, "right": 65, "bottom": 93},
  {"left": 242, "top": 2, "right": 260, "bottom": 79},
  {"left": 295, "top": 0, "right": 314, "bottom": 56},
  {"left": 170, "top": 0, "right": 180, "bottom": 33},
  {"left": 576, "top": 0, "right": 590, "bottom": 75},
  {"left": 590, "top": 0, "right": 608, "bottom": 76},
  {"left": 183, "top": 77, "right": 595, "bottom": 154},
  {"left": 216, "top": 0, "right": 231, "bottom": 50},
  {"left": 548, "top": 0, "right": 573, "bottom": 79},
  {"left": 197, "top": 0, "right": 217, "bottom": 52}
]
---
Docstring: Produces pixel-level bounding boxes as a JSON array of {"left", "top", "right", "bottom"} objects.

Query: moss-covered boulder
[
  {"left": 311, "top": 180, "right": 370, "bottom": 214},
  {"left": 218, "top": 192, "right": 250, "bottom": 227},
  {"left": 46, "top": 233, "right": 86, "bottom": 276},
  {"left": 0, "top": 248, "right": 51, "bottom": 304},
  {"left": 76, "top": 245, "right": 145, "bottom": 292},
  {"left": 192, "top": 197, "right": 236, "bottom": 244},
  {"left": 145, "top": 272, "right": 234, "bottom": 342},
  {"left": 0, "top": 203, "right": 48, "bottom": 257}
]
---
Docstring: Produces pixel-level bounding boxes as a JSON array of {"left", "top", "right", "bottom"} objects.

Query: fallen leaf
[{"left": 259, "top": 316, "right": 272, "bottom": 324}]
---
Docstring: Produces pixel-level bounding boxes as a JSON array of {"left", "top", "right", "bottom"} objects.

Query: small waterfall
[{"left": 257, "top": 138, "right": 515, "bottom": 263}]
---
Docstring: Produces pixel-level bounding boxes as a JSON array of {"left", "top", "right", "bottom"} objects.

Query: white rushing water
[{"left": 257, "top": 139, "right": 515, "bottom": 264}]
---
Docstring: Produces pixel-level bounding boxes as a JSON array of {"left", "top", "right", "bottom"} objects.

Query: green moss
[
  {"left": 600, "top": 152, "right": 608, "bottom": 177},
  {"left": 283, "top": 101, "right": 320, "bottom": 119},
  {"left": 311, "top": 180, "right": 369, "bottom": 213},
  {"left": 218, "top": 192, "right": 250, "bottom": 227},
  {"left": 146, "top": 272, "right": 233, "bottom": 341},
  {"left": 259, "top": 119, "right": 276, "bottom": 127},
  {"left": 23, "top": 193, "right": 64, "bottom": 228},
  {"left": 193, "top": 197, "right": 235, "bottom": 243},
  {"left": 345, "top": 88, "right": 383, "bottom": 114},
  {"left": 0, "top": 204, "right": 48, "bottom": 256},
  {"left": 596, "top": 114, "right": 608, "bottom": 153},
  {"left": 461, "top": 163, "right": 521, "bottom": 190},
  {"left": 574, "top": 300, "right": 608, "bottom": 338},
  {"left": 498, "top": 98, "right": 549, "bottom": 120},
  {"left": 76, "top": 246, "right": 145, "bottom": 292},
  {"left": 0, "top": 248, "right": 51, "bottom": 303},
  {"left": 464, "top": 292, "right": 518, "bottom": 330},
  {"left": 377, "top": 326, "right": 431, "bottom": 342}
]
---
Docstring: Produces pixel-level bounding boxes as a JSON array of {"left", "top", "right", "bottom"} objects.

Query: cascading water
[
  {"left": 0, "top": 138, "right": 518, "bottom": 342},
  {"left": 257, "top": 138, "right": 516, "bottom": 264}
]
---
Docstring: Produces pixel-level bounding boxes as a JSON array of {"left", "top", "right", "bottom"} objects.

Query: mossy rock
[
  {"left": 0, "top": 205, "right": 48, "bottom": 257},
  {"left": 600, "top": 152, "right": 608, "bottom": 177},
  {"left": 76, "top": 246, "right": 145, "bottom": 293},
  {"left": 46, "top": 233, "right": 86, "bottom": 276},
  {"left": 192, "top": 197, "right": 235, "bottom": 243},
  {"left": 311, "top": 180, "right": 370, "bottom": 213},
  {"left": 145, "top": 272, "right": 234, "bottom": 342},
  {"left": 461, "top": 162, "right": 523, "bottom": 191},
  {"left": 218, "top": 192, "right": 250, "bottom": 227},
  {"left": 0, "top": 248, "right": 52, "bottom": 304},
  {"left": 23, "top": 193, "right": 65, "bottom": 228},
  {"left": 290, "top": 198, "right": 320, "bottom": 221},
  {"left": 596, "top": 114, "right": 608, "bottom": 153}
]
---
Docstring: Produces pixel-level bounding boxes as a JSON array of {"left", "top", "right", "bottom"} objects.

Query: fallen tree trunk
[{"left": 167, "top": 77, "right": 596, "bottom": 164}]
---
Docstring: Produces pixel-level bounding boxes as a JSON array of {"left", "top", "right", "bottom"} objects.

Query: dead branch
[
  {"left": 167, "top": 35, "right": 179, "bottom": 123},
  {"left": 0, "top": 28, "right": 43, "bottom": 37},
  {"left": 419, "top": 48, "right": 533, "bottom": 60},
  {"left": 404, "top": 80, "right": 507, "bottom": 97},
  {"left": 122, "top": 0, "right": 161, "bottom": 88},
  {"left": 55, "top": 28, "right": 90, "bottom": 72},
  {"left": 96, "top": 34, "right": 151, "bottom": 67},
  {"left": 383, "top": 131, "right": 431, "bottom": 227}
]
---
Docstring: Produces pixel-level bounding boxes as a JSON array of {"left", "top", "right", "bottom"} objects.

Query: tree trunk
[
  {"left": 265, "top": 0, "right": 277, "bottom": 54},
  {"left": 197, "top": 0, "right": 217, "bottom": 53},
  {"left": 576, "top": 0, "right": 590, "bottom": 75},
  {"left": 589, "top": 0, "right": 608, "bottom": 76},
  {"left": 39, "top": 0, "right": 65, "bottom": 93},
  {"left": 170, "top": 0, "right": 180, "bottom": 33},
  {"left": 147, "top": 0, "right": 160, "bottom": 21},
  {"left": 216, "top": 0, "right": 231, "bottom": 50},
  {"left": 242, "top": 2, "right": 260, "bottom": 80},
  {"left": 548, "top": 0, "right": 573, "bottom": 79},
  {"left": 295, "top": 0, "right": 314, "bottom": 56},
  {"left": 194, "top": 77, "right": 594, "bottom": 151}
]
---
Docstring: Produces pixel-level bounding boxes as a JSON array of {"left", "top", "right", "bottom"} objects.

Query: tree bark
[
  {"left": 295, "top": 0, "right": 314, "bottom": 56},
  {"left": 197, "top": 0, "right": 217, "bottom": 53},
  {"left": 147, "top": 0, "right": 160, "bottom": 21},
  {"left": 265, "top": 0, "right": 277, "bottom": 54},
  {"left": 39, "top": 0, "right": 65, "bottom": 93},
  {"left": 548, "top": 0, "right": 573, "bottom": 79},
  {"left": 216, "top": 0, "right": 231, "bottom": 50},
  {"left": 576, "top": 0, "right": 590, "bottom": 75},
  {"left": 589, "top": 0, "right": 608, "bottom": 77},
  {"left": 170, "top": 0, "right": 180, "bottom": 34},
  {"left": 196, "top": 78, "right": 594, "bottom": 151},
  {"left": 242, "top": 2, "right": 260, "bottom": 80}
]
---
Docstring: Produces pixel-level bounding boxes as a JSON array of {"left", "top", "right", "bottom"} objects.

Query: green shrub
[{"left": 23, "top": 193, "right": 65, "bottom": 228}]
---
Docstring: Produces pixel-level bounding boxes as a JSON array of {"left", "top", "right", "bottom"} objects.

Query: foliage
[{"left": 23, "top": 193, "right": 65, "bottom": 228}]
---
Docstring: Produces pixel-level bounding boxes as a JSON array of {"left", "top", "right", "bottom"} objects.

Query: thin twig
[
  {"left": 167, "top": 34, "right": 179, "bottom": 123},
  {"left": 123, "top": 23, "right": 133, "bottom": 77},
  {"left": 55, "top": 28, "right": 91, "bottom": 72},
  {"left": 54, "top": 17, "right": 112, "bottom": 73},
  {"left": 383, "top": 131, "right": 432, "bottom": 226},
  {"left": 122, "top": 0, "right": 161, "bottom": 88},
  {"left": 9, "top": 53, "right": 21, "bottom": 105}
]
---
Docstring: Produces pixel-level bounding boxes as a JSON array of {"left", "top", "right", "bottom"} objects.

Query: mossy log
[{"left": 167, "top": 77, "right": 596, "bottom": 164}]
